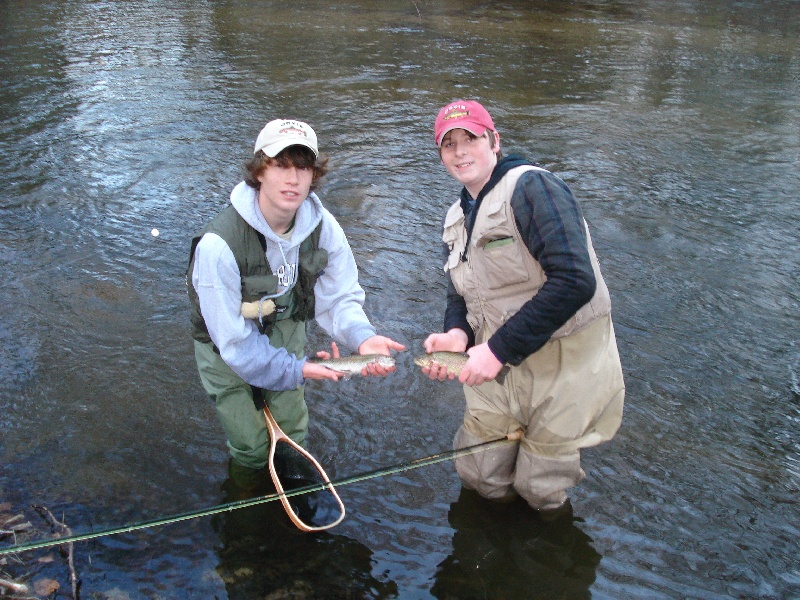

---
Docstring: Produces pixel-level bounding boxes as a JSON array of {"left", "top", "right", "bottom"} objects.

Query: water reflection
[
  {"left": 1, "top": 0, "right": 798, "bottom": 597},
  {"left": 215, "top": 468, "right": 398, "bottom": 599},
  {"left": 431, "top": 489, "right": 600, "bottom": 600}
]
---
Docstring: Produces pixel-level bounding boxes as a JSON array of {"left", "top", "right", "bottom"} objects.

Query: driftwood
[
  {"left": 32, "top": 506, "right": 80, "bottom": 600},
  {"left": 0, "top": 505, "right": 82, "bottom": 600},
  {"left": 0, "top": 509, "right": 33, "bottom": 599},
  {"left": 0, "top": 577, "right": 30, "bottom": 594},
  {"left": 1, "top": 510, "right": 33, "bottom": 540}
]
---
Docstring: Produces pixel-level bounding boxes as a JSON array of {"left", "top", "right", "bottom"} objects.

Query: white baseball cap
[{"left": 254, "top": 119, "right": 318, "bottom": 157}]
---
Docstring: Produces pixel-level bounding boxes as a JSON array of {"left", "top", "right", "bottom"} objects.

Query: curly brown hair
[{"left": 244, "top": 146, "right": 329, "bottom": 190}]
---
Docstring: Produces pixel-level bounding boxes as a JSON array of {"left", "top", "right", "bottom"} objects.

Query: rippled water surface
[{"left": 1, "top": 1, "right": 798, "bottom": 598}]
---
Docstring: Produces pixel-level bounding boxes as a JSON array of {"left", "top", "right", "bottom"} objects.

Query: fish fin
[{"left": 322, "top": 366, "right": 350, "bottom": 378}]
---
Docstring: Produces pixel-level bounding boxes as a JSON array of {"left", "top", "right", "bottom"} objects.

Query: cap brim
[
  {"left": 436, "top": 124, "right": 488, "bottom": 147},
  {"left": 258, "top": 139, "right": 318, "bottom": 158}
]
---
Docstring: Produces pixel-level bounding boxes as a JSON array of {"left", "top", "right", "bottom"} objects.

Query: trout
[
  {"left": 308, "top": 354, "right": 396, "bottom": 378},
  {"left": 413, "top": 351, "right": 509, "bottom": 384}
]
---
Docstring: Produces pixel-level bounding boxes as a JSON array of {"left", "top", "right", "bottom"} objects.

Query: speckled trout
[
  {"left": 413, "top": 351, "right": 509, "bottom": 384},
  {"left": 309, "top": 354, "right": 396, "bottom": 378}
]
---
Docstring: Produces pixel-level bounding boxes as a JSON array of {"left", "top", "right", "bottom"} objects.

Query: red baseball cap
[{"left": 434, "top": 100, "right": 495, "bottom": 146}]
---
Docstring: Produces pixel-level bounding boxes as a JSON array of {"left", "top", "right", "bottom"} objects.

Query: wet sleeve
[{"left": 487, "top": 171, "right": 596, "bottom": 366}]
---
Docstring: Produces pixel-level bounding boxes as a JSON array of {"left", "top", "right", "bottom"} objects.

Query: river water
[{"left": 1, "top": 1, "right": 798, "bottom": 598}]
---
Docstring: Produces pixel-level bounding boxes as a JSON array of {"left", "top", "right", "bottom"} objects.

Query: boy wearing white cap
[
  {"left": 188, "top": 119, "right": 405, "bottom": 485},
  {"left": 420, "top": 100, "right": 625, "bottom": 521}
]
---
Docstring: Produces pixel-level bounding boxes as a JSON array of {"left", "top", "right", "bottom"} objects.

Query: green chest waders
[{"left": 194, "top": 292, "right": 310, "bottom": 471}]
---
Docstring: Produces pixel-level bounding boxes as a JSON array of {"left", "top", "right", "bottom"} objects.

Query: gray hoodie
[{"left": 191, "top": 181, "right": 376, "bottom": 390}]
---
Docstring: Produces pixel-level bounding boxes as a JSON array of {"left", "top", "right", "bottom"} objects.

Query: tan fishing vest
[{"left": 442, "top": 165, "right": 612, "bottom": 345}]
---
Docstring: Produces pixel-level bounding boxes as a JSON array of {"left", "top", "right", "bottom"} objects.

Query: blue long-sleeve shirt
[{"left": 443, "top": 155, "right": 596, "bottom": 366}]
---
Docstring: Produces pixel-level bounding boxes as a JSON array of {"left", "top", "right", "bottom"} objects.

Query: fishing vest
[
  {"left": 442, "top": 165, "right": 611, "bottom": 345},
  {"left": 187, "top": 205, "right": 328, "bottom": 344}
]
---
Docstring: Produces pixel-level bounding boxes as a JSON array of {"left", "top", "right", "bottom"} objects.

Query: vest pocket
[
  {"left": 443, "top": 223, "right": 466, "bottom": 273},
  {"left": 241, "top": 274, "right": 279, "bottom": 302},
  {"left": 483, "top": 236, "right": 514, "bottom": 250},
  {"left": 475, "top": 234, "right": 530, "bottom": 290}
]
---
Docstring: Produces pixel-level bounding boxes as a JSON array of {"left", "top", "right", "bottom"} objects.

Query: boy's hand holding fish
[
  {"left": 419, "top": 330, "right": 507, "bottom": 386},
  {"left": 304, "top": 339, "right": 403, "bottom": 381},
  {"left": 417, "top": 329, "right": 468, "bottom": 381}
]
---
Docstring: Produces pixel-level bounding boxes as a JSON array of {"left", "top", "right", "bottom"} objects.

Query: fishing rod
[{"left": 0, "top": 430, "right": 522, "bottom": 556}]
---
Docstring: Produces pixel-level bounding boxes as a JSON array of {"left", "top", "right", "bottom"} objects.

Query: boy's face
[
  {"left": 439, "top": 128, "right": 499, "bottom": 196},
  {"left": 256, "top": 160, "right": 313, "bottom": 221}
]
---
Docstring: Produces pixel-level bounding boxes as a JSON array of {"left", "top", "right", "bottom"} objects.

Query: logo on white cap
[{"left": 254, "top": 119, "right": 318, "bottom": 157}]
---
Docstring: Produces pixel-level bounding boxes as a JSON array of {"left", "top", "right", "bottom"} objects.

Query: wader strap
[
  {"left": 250, "top": 385, "right": 266, "bottom": 410},
  {"left": 255, "top": 231, "right": 267, "bottom": 253}
]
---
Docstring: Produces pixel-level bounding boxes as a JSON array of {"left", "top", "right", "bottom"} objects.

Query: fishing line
[{"left": 0, "top": 432, "right": 521, "bottom": 556}]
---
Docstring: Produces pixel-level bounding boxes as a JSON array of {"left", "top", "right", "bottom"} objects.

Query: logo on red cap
[{"left": 443, "top": 106, "right": 471, "bottom": 121}]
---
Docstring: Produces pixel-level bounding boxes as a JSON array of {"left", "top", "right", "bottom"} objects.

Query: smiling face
[
  {"left": 256, "top": 159, "right": 313, "bottom": 234},
  {"left": 439, "top": 128, "right": 500, "bottom": 198}
]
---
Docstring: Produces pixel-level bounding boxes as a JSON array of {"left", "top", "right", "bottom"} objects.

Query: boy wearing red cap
[{"left": 420, "top": 100, "right": 625, "bottom": 520}]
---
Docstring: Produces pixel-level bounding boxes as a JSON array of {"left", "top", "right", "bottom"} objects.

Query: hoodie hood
[
  {"left": 228, "top": 181, "right": 323, "bottom": 292},
  {"left": 229, "top": 180, "right": 323, "bottom": 250}
]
